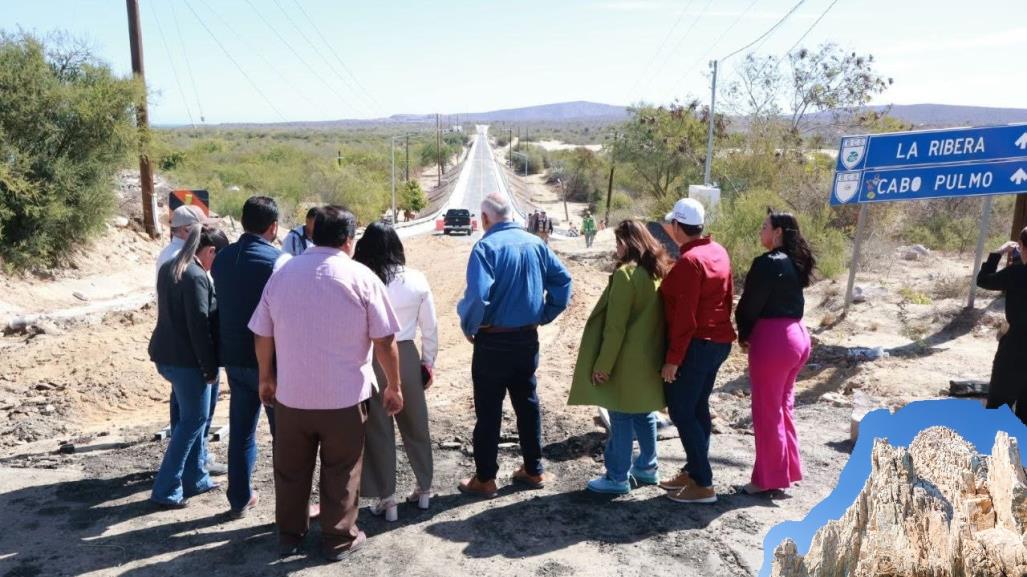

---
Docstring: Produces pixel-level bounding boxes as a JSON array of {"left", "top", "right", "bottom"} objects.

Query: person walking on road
[
  {"left": 210, "top": 196, "right": 290, "bottom": 518},
  {"left": 457, "top": 192, "right": 572, "bottom": 498},
  {"left": 248, "top": 206, "right": 404, "bottom": 561},
  {"left": 658, "top": 198, "right": 736, "bottom": 504},
  {"left": 569, "top": 220, "right": 670, "bottom": 494},
  {"left": 735, "top": 211, "right": 814, "bottom": 496},
  {"left": 582, "top": 211, "right": 597, "bottom": 248},
  {"left": 977, "top": 227, "right": 1027, "bottom": 425},
  {"left": 148, "top": 224, "right": 223, "bottom": 508},
  {"left": 354, "top": 222, "right": 439, "bottom": 521},
  {"left": 283, "top": 207, "right": 318, "bottom": 256}
]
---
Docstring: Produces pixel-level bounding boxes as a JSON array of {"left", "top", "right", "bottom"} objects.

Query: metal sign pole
[
  {"left": 967, "top": 196, "right": 994, "bottom": 309},
  {"left": 844, "top": 204, "right": 869, "bottom": 316}
]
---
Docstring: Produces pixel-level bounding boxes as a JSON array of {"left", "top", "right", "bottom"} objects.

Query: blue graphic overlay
[{"left": 758, "top": 399, "right": 1027, "bottom": 577}]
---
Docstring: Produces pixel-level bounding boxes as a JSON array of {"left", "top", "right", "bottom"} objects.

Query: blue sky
[{"left": 4, "top": 0, "right": 1026, "bottom": 124}]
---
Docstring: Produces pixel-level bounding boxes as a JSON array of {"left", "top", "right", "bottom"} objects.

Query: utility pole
[
  {"left": 605, "top": 163, "right": 615, "bottom": 227},
  {"left": 127, "top": 0, "right": 158, "bottom": 239},
  {"left": 508, "top": 128, "right": 513, "bottom": 166},
  {"left": 1012, "top": 195, "right": 1027, "bottom": 247},
  {"left": 704, "top": 59, "right": 718, "bottom": 186},
  {"left": 436, "top": 113, "right": 442, "bottom": 185},
  {"left": 390, "top": 136, "right": 396, "bottom": 224},
  {"left": 404, "top": 134, "right": 410, "bottom": 181},
  {"left": 337, "top": 149, "right": 342, "bottom": 167}
]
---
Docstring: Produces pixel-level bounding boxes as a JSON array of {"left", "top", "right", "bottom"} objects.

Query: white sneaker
[
  {"left": 369, "top": 496, "right": 398, "bottom": 522},
  {"left": 406, "top": 488, "right": 433, "bottom": 510}
]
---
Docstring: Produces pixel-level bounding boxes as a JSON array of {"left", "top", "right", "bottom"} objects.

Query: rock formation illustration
[{"left": 772, "top": 427, "right": 1027, "bottom": 577}]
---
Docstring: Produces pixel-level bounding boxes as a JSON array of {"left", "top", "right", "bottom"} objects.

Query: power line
[
  {"left": 627, "top": 0, "right": 698, "bottom": 102},
  {"left": 643, "top": 0, "right": 716, "bottom": 97},
  {"left": 147, "top": 1, "right": 194, "bottom": 127},
  {"left": 288, "top": 0, "right": 383, "bottom": 115},
  {"left": 198, "top": 1, "right": 321, "bottom": 110},
  {"left": 677, "top": 0, "right": 763, "bottom": 87},
  {"left": 241, "top": 0, "right": 366, "bottom": 117},
  {"left": 787, "top": 0, "right": 841, "bottom": 53},
  {"left": 721, "top": 0, "right": 807, "bottom": 62},
  {"left": 266, "top": 0, "right": 372, "bottom": 117},
  {"left": 182, "top": 0, "right": 288, "bottom": 121},
  {"left": 168, "top": 0, "right": 205, "bottom": 123}
]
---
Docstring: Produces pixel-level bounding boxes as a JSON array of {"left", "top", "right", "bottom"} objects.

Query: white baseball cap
[
  {"left": 170, "top": 205, "right": 209, "bottom": 228},
  {"left": 664, "top": 198, "right": 705, "bottom": 226}
]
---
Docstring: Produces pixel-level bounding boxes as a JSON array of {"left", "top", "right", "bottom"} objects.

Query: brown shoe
[
  {"left": 512, "top": 466, "right": 545, "bottom": 489},
  {"left": 665, "top": 484, "right": 717, "bottom": 504},
  {"left": 458, "top": 476, "right": 498, "bottom": 498},
  {"left": 322, "top": 530, "right": 366, "bottom": 562},
  {"left": 658, "top": 471, "right": 693, "bottom": 491}
]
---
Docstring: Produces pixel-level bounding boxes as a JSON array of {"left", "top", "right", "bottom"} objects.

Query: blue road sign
[
  {"left": 834, "top": 159, "right": 1027, "bottom": 204},
  {"left": 837, "top": 124, "right": 1027, "bottom": 172},
  {"left": 832, "top": 123, "right": 1027, "bottom": 205}
]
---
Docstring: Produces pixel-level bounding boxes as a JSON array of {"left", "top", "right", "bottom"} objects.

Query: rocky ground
[{"left": 0, "top": 201, "right": 1011, "bottom": 576}]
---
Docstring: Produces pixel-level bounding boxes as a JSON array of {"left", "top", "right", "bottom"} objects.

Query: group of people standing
[
  {"left": 149, "top": 200, "right": 438, "bottom": 560},
  {"left": 527, "top": 209, "right": 555, "bottom": 244},
  {"left": 568, "top": 198, "right": 815, "bottom": 501},
  {"left": 146, "top": 189, "right": 818, "bottom": 560}
]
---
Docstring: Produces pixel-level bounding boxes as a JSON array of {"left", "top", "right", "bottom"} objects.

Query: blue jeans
[
  {"left": 170, "top": 382, "right": 219, "bottom": 440},
  {"left": 663, "top": 339, "right": 732, "bottom": 488},
  {"left": 225, "top": 366, "right": 275, "bottom": 511},
  {"left": 604, "top": 411, "right": 658, "bottom": 483},
  {"left": 152, "top": 365, "right": 217, "bottom": 504},
  {"left": 471, "top": 330, "right": 543, "bottom": 481}
]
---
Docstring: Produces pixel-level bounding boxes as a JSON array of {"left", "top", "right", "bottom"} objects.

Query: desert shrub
[
  {"left": 714, "top": 188, "right": 848, "bottom": 282},
  {"left": 0, "top": 32, "right": 140, "bottom": 270}
]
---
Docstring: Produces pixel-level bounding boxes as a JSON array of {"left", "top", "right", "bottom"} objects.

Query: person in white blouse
[{"left": 353, "top": 221, "right": 439, "bottom": 521}]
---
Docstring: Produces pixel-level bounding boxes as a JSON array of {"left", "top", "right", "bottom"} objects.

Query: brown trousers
[{"left": 273, "top": 401, "right": 367, "bottom": 553}]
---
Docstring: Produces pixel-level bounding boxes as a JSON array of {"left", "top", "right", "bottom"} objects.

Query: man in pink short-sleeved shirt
[{"left": 248, "top": 206, "right": 403, "bottom": 561}]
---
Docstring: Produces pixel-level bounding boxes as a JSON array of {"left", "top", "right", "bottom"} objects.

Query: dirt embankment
[{"left": 0, "top": 220, "right": 1011, "bottom": 577}]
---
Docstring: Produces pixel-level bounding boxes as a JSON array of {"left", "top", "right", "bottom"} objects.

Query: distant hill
[
  {"left": 875, "top": 104, "right": 1027, "bottom": 127},
  {"left": 391, "top": 101, "right": 629, "bottom": 123}
]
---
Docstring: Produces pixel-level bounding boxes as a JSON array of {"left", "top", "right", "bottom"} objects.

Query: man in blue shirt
[
  {"left": 283, "top": 207, "right": 318, "bottom": 256},
  {"left": 211, "top": 196, "right": 290, "bottom": 518},
  {"left": 457, "top": 192, "right": 572, "bottom": 497}
]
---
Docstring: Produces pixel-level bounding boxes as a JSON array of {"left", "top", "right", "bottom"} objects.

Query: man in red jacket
[{"left": 657, "top": 198, "right": 736, "bottom": 504}]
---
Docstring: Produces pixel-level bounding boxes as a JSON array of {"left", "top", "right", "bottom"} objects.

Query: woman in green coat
[{"left": 569, "top": 219, "right": 671, "bottom": 494}]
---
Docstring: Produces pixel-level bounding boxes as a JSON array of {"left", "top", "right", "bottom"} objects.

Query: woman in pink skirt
[{"left": 735, "top": 211, "right": 814, "bottom": 495}]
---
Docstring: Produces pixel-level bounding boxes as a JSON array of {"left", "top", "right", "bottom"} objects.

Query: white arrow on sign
[
  {"left": 1013, "top": 168, "right": 1027, "bottom": 185},
  {"left": 1017, "top": 132, "right": 1027, "bottom": 150}
]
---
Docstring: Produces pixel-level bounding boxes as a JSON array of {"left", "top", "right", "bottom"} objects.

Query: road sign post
[
  {"left": 832, "top": 123, "right": 1027, "bottom": 311},
  {"left": 968, "top": 196, "right": 994, "bottom": 309}
]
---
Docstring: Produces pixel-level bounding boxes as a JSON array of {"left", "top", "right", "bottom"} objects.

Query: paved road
[{"left": 397, "top": 125, "right": 522, "bottom": 239}]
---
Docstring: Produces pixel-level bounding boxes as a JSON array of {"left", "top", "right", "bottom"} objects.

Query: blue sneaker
[
  {"left": 629, "top": 467, "right": 659, "bottom": 486},
  {"left": 586, "top": 476, "right": 630, "bottom": 495}
]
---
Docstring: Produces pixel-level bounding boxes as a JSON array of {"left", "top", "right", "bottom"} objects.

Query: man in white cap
[
  {"left": 154, "top": 204, "right": 227, "bottom": 475},
  {"left": 156, "top": 205, "right": 209, "bottom": 282},
  {"left": 657, "top": 197, "right": 736, "bottom": 504}
]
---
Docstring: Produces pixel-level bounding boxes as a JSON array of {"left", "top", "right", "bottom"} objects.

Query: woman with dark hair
[
  {"left": 354, "top": 221, "right": 438, "bottom": 520},
  {"left": 976, "top": 227, "right": 1027, "bottom": 424},
  {"left": 569, "top": 219, "right": 671, "bottom": 494},
  {"left": 149, "top": 224, "right": 223, "bottom": 507},
  {"left": 735, "top": 210, "right": 814, "bottom": 495}
]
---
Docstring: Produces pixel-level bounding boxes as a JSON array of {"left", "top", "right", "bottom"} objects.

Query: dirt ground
[{"left": 0, "top": 213, "right": 1008, "bottom": 576}]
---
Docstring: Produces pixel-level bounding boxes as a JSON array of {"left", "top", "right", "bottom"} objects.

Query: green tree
[
  {"left": 610, "top": 102, "right": 712, "bottom": 201},
  {"left": 0, "top": 33, "right": 140, "bottom": 269},
  {"left": 400, "top": 180, "right": 427, "bottom": 213}
]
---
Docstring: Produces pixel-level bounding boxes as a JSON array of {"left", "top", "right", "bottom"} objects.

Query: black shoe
[
  {"left": 278, "top": 542, "right": 302, "bottom": 558},
  {"left": 150, "top": 498, "right": 187, "bottom": 510}
]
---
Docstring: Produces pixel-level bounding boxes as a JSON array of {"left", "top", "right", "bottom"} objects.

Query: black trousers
[
  {"left": 471, "top": 330, "right": 542, "bottom": 481},
  {"left": 987, "top": 332, "right": 1027, "bottom": 425}
]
